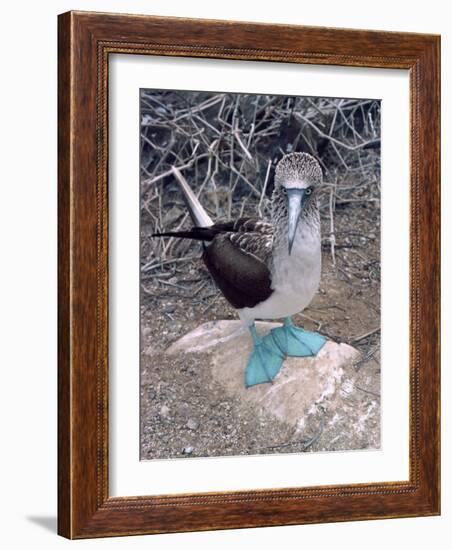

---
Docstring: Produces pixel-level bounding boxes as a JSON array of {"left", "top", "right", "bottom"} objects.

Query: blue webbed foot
[
  {"left": 245, "top": 326, "right": 285, "bottom": 388},
  {"left": 271, "top": 317, "right": 326, "bottom": 357}
]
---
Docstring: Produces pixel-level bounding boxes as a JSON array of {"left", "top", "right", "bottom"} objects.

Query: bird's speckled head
[
  {"left": 274, "top": 152, "right": 323, "bottom": 190},
  {"left": 272, "top": 153, "right": 322, "bottom": 255}
]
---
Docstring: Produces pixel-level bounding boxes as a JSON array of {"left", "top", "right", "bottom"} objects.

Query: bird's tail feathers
[
  {"left": 152, "top": 228, "right": 216, "bottom": 241},
  {"left": 171, "top": 167, "right": 213, "bottom": 228}
]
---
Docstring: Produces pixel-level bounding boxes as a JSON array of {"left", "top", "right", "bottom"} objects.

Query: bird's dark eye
[
  {"left": 281, "top": 187, "right": 288, "bottom": 195},
  {"left": 305, "top": 187, "right": 313, "bottom": 196}
]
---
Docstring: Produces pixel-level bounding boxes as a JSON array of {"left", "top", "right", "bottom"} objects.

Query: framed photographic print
[{"left": 58, "top": 11, "right": 440, "bottom": 539}]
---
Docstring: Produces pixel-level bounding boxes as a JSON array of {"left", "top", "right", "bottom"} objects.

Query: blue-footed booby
[{"left": 154, "top": 152, "right": 326, "bottom": 387}]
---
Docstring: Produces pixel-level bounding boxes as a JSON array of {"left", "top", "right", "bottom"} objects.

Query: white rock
[
  {"left": 166, "top": 320, "right": 361, "bottom": 429},
  {"left": 187, "top": 419, "right": 199, "bottom": 430}
]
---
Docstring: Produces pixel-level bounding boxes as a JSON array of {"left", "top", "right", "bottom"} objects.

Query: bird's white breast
[{"left": 239, "top": 221, "right": 321, "bottom": 324}]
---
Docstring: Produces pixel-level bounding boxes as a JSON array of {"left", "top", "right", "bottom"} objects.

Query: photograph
[{"left": 139, "top": 89, "right": 382, "bottom": 460}]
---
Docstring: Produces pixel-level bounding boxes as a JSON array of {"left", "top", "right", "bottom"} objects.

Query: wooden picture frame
[{"left": 58, "top": 10, "right": 440, "bottom": 539}]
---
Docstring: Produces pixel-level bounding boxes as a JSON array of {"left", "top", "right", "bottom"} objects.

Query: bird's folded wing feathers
[
  {"left": 152, "top": 217, "right": 272, "bottom": 244},
  {"left": 202, "top": 224, "right": 274, "bottom": 310}
]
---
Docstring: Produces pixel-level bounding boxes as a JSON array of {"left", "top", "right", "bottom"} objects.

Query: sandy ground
[{"left": 140, "top": 203, "right": 380, "bottom": 460}]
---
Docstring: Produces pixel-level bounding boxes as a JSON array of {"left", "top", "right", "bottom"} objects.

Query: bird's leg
[
  {"left": 244, "top": 324, "right": 285, "bottom": 388},
  {"left": 270, "top": 316, "right": 326, "bottom": 357}
]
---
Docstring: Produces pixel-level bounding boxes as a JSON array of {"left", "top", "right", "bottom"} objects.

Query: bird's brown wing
[{"left": 203, "top": 224, "right": 274, "bottom": 310}]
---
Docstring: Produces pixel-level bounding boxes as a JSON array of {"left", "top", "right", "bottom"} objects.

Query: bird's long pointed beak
[{"left": 287, "top": 189, "right": 305, "bottom": 255}]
